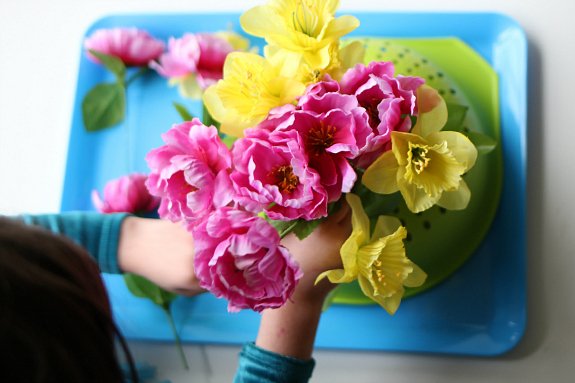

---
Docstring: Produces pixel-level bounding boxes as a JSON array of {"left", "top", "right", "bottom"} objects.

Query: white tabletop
[{"left": 1, "top": 0, "right": 574, "bottom": 382}]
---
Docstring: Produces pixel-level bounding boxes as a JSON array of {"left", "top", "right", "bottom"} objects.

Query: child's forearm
[
  {"left": 256, "top": 297, "right": 324, "bottom": 361},
  {"left": 255, "top": 277, "right": 332, "bottom": 360},
  {"left": 117, "top": 216, "right": 203, "bottom": 296}
]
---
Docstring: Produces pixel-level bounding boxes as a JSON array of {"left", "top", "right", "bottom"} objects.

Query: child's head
[{"left": 0, "top": 217, "right": 137, "bottom": 382}]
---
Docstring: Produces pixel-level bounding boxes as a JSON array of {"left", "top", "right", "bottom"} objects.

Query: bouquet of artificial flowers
[{"left": 87, "top": 0, "right": 489, "bottom": 316}]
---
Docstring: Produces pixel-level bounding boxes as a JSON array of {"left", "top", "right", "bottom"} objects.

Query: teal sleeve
[
  {"left": 19, "top": 212, "right": 130, "bottom": 274},
  {"left": 233, "top": 342, "right": 315, "bottom": 383}
]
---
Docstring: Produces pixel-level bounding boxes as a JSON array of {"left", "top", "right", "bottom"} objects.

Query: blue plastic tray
[{"left": 62, "top": 12, "right": 527, "bottom": 356}]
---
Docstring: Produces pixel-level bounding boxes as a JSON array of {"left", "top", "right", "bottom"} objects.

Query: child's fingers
[{"left": 328, "top": 200, "right": 351, "bottom": 225}]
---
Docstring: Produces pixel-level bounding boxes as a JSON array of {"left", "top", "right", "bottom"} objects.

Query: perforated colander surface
[{"left": 332, "top": 38, "right": 503, "bottom": 304}]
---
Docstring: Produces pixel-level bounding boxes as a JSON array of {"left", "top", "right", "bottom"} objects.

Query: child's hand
[
  {"left": 118, "top": 217, "right": 205, "bottom": 296},
  {"left": 280, "top": 202, "right": 352, "bottom": 303}
]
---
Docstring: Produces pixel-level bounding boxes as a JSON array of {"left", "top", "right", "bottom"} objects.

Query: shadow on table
[{"left": 500, "top": 34, "right": 546, "bottom": 361}]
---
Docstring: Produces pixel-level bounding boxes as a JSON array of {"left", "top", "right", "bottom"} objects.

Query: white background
[{"left": 1, "top": 0, "right": 574, "bottom": 382}]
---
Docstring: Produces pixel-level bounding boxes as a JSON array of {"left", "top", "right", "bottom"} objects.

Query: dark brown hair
[{"left": 0, "top": 217, "right": 138, "bottom": 382}]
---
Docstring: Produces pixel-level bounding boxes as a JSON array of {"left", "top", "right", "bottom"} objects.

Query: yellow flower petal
[
  {"left": 265, "top": 45, "right": 303, "bottom": 77},
  {"left": 323, "top": 15, "right": 360, "bottom": 41},
  {"left": 427, "top": 131, "right": 478, "bottom": 171},
  {"left": 202, "top": 52, "right": 305, "bottom": 137},
  {"left": 316, "top": 267, "right": 354, "bottom": 284},
  {"left": 303, "top": 44, "right": 332, "bottom": 70},
  {"left": 172, "top": 74, "right": 201, "bottom": 99},
  {"left": 371, "top": 215, "right": 402, "bottom": 242},
  {"left": 362, "top": 150, "right": 400, "bottom": 194},
  {"left": 354, "top": 225, "right": 425, "bottom": 315},
  {"left": 338, "top": 231, "right": 361, "bottom": 276},
  {"left": 345, "top": 193, "right": 371, "bottom": 240},
  {"left": 203, "top": 84, "right": 236, "bottom": 126},
  {"left": 358, "top": 274, "right": 403, "bottom": 315},
  {"left": 403, "top": 264, "right": 427, "bottom": 288},
  {"left": 336, "top": 40, "right": 365, "bottom": 75},
  {"left": 239, "top": 5, "right": 285, "bottom": 38},
  {"left": 317, "top": 193, "right": 368, "bottom": 285},
  {"left": 396, "top": 168, "right": 440, "bottom": 213},
  {"left": 240, "top": 0, "right": 358, "bottom": 77},
  {"left": 290, "top": 41, "right": 364, "bottom": 84},
  {"left": 437, "top": 179, "right": 471, "bottom": 210},
  {"left": 411, "top": 84, "right": 448, "bottom": 137},
  {"left": 215, "top": 31, "right": 252, "bottom": 51}
]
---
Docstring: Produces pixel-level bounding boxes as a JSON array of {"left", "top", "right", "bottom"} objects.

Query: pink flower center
[
  {"left": 269, "top": 165, "right": 299, "bottom": 194},
  {"left": 364, "top": 99, "right": 381, "bottom": 129},
  {"left": 307, "top": 123, "right": 336, "bottom": 156},
  {"left": 170, "top": 171, "right": 198, "bottom": 197}
]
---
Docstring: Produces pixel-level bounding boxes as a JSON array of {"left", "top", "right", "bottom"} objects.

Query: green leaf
[
  {"left": 293, "top": 218, "right": 323, "bottom": 240},
  {"left": 173, "top": 101, "right": 194, "bottom": 121},
  {"left": 443, "top": 102, "right": 469, "bottom": 132},
  {"left": 82, "top": 82, "right": 126, "bottom": 131},
  {"left": 352, "top": 182, "right": 401, "bottom": 219},
  {"left": 123, "top": 273, "right": 177, "bottom": 309},
  {"left": 466, "top": 131, "right": 497, "bottom": 154},
  {"left": 270, "top": 218, "right": 324, "bottom": 241},
  {"left": 269, "top": 219, "right": 299, "bottom": 238},
  {"left": 89, "top": 49, "right": 126, "bottom": 82},
  {"left": 221, "top": 134, "right": 237, "bottom": 149},
  {"left": 202, "top": 102, "right": 221, "bottom": 130},
  {"left": 321, "top": 286, "right": 340, "bottom": 312}
]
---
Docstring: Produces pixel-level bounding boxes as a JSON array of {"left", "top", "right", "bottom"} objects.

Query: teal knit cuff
[{"left": 234, "top": 342, "right": 315, "bottom": 383}]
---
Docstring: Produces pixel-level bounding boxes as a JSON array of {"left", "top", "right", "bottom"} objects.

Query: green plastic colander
[{"left": 332, "top": 37, "right": 503, "bottom": 304}]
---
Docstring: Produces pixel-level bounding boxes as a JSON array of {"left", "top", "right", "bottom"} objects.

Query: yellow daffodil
[
  {"left": 215, "top": 31, "right": 252, "bottom": 52},
  {"left": 362, "top": 85, "right": 478, "bottom": 213},
  {"left": 203, "top": 52, "right": 306, "bottom": 137},
  {"left": 240, "top": 0, "right": 360, "bottom": 77},
  {"left": 316, "top": 193, "right": 426, "bottom": 314},
  {"left": 294, "top": 40, "right": 365, "bottom": 84}
]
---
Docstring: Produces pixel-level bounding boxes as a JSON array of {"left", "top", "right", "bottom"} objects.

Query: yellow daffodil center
[
  {"left": 307, "top": 122, "right": 336, "bottom": 156},
  {"left": 403, "top": 139, "right": 466, "bottom": 198},
  {"left": 407, "top": 143, "right": 431, "bottom": 174},
  {"left": 356, "top": 225, "right": 410, "bottom": 299},
  {"left": 270, "top": 165, "right": 299, "bottom": 193},
  {"left": 292, "top": 1, "right": 320, "bottom": 37},
  {"left": 371, "top": 259, "right": 392, "bottom": 293}
]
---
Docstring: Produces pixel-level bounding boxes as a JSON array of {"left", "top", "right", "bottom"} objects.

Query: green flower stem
[
  {"left": 202, "top": 103, "right": 221, "bottom": 129},
  {"left": 278, "top": 220, "right": 299, "bottom": 239},
  {"left": 126, "top": 67, "right": 149, "bottom": 87},
  {"left": 161, "top": 305, "right": 189, "bottom": 370}
]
